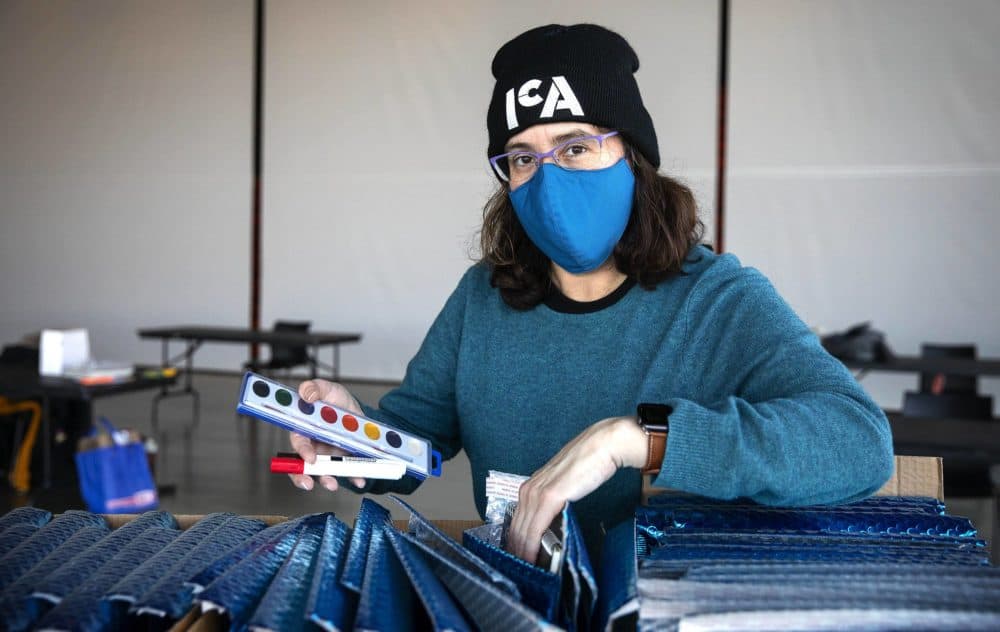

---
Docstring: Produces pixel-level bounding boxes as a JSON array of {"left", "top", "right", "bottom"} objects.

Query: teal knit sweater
[{"left": 359, "top": 247, "right": 894, "bottom": 554}]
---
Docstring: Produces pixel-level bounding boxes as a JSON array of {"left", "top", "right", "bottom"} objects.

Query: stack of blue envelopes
[
  {"left": 0, "top": 495, "right": 995, "bottom": 631},
  {"left": 617, "top": 495, "right": 1000, "bottom": 631},
  {"left": 0, "top": 497, "right": 590, "bottom": 631}
]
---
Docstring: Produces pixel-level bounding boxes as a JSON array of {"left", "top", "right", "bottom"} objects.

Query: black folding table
[
  {"left": 137, "top": 325, "right": 362, "bottom": 432},
  {"left": 841, "top": 354, "right": 1000, "bottom": 459}
]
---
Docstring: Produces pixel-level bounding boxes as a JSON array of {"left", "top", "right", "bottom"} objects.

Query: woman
[{"left": 288, "top": 24, "right": 894, "bottom": 563}]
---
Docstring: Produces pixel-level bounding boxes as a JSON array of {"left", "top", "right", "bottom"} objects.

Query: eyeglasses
[{"left": 489, "top": 131, "right": 621, "bottom": 185}]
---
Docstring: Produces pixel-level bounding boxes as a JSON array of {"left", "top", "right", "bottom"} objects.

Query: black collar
[{"left": 544, "top": 276, "right": 637, "bottom": 314}]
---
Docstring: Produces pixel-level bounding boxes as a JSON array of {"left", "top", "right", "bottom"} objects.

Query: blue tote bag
[{"left": 75, "top": 416, "right": 158, "bottom": 514}]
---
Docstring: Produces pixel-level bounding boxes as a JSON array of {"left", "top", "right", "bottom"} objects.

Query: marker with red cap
[{"left": 270, "top": 453, "right": 406, "bottom": 480}]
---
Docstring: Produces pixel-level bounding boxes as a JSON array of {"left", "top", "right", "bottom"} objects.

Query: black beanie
[{"left": 487, "top": 24, "right": 660, "bottom": 170}]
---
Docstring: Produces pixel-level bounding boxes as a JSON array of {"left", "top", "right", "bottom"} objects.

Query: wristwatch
[{"left": 636, "top": 403, "right": 671, "bottom": 475}]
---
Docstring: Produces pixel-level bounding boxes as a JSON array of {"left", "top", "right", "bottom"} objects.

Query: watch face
[{"left": 638, "top": 403, "right": 671, "bottom": 430}]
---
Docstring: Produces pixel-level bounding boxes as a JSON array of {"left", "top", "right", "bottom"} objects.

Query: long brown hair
[{"left": 477, "top": 144, "right": 704, "bottom": 310}]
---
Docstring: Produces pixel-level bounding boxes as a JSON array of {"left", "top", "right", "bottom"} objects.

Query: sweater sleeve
[
  {"left": 654, "top": 259, "right": 894, "bottom": 506},
  {"left": 349, "top": 268, "right": 471, "bottom": 496}
]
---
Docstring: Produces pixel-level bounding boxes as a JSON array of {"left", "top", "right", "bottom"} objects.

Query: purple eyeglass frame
[{"left": 488, "top": 130, "right": 620, "bottom": 182}]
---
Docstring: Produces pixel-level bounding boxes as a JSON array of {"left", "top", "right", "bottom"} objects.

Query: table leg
[
  {"left": 151, "top": 338, "right": 202, "bottom": 434},
  {"left": 191, "top": 388, "right": 200, "bottom": 428},
  {"left": 993, "top": 494, "right": 998, "bottom": 566},
  {"left": 41, "top": 396, "right": 51, "bottom": 489},
  {"left": 992, "top": 465, "right": 999, "bottom": 565}
]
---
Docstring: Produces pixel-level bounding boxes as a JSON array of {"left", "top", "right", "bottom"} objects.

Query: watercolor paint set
[{"left": 236, "top": 372, "right": 442, "bottom": 480}]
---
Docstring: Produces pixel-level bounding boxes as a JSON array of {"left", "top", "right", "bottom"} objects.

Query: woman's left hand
[{"left": 507, "top": 416, "right": 649, "bottom": 564}]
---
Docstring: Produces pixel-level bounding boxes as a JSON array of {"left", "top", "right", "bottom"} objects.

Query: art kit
[{"left": 236, "top": 372, "right": 442, "bottom": 480}]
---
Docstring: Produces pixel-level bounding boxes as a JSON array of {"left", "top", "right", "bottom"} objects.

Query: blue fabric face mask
[{"left": 509, "top": 159, "right": 635, "bottom": 274}]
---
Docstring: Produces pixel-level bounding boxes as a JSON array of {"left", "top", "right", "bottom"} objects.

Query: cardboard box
[
  {"left": 874, "top": 455, "right": 944, "bottom": 501},
  {"left": 642, "top": 454, "right": 944, "bottom": 504},
  {"left": 114, "top": 455, "right": 942, "bottom": 632},
  {"left": 102, "top": 514, "right": 483, "bottom": 541},
  {"left": 101, "top": 514, "right": 290, "bottom": 530}
]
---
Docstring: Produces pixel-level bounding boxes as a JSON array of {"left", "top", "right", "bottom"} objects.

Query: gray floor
[{"left": 88, "top": 373, "right": 480, "bottom": 522}]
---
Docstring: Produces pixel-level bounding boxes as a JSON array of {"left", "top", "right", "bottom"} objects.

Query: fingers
[
  {"left": 287, "top": 472, "right": 343, "bottom": 492},
  {"left": 289, "top": 378, "right": 368, "bottom": 494},
  {"left": 509, "top": 481, "right": 564, "bottom": 565},
  {"left": 288, "top": 473, "right": 313, "bottom": 491},
  {"left": 508, "top": 506, "right": 534, "bottom": 564},
  {"left": 298, "top": 379, "right": 327, "bottom": 403},
  {"left": 507, "top": 419, "right": 627, "bottom": 563},
  {"left": 318, "top": 475, "right": 339, "bottom": 492},
  {"left": 298, "top": 379, "right": 364, "bottom": 415},
  {"left": 288, "top": 432, "right": 369, "bottom": 493},
  {"left": 290, "top": 432, "right": 316, "bottom": 463}
]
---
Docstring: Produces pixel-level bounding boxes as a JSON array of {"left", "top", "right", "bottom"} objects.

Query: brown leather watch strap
[{"left": 641, "top": 430, "right": 667, "bottom": 475}]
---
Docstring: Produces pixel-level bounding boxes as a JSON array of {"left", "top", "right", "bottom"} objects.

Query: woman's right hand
[{"left": 289, "top": 379, "right": 367, "bottom": 492}]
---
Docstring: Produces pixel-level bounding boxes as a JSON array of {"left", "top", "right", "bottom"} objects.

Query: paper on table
[
  {"left": 62, "top": 359, "right": 135, "bottom": 382},
  {"left": 39, "top": 328, "right": 90, "bottom": 376}
]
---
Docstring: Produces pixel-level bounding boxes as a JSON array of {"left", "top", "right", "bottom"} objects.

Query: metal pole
[
  {"left": 250, "top": 0, "right": 265, "bottom": 360},
  {"left": 714, "top": 0, "right": 730, "bottom": 253}
]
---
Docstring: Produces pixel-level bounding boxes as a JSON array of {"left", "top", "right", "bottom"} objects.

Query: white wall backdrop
[
  {"left": 261, "top": 0, "right": 718, "bottom": 379},
  {"left": 1, "top": 0, "right": 996, "bottom": 417},
  {"left": 727, "top": 0, "right": 1000, "bottom": 412},
  {"left": 0, "top": 0, "right": 253, "bottom": 368}
]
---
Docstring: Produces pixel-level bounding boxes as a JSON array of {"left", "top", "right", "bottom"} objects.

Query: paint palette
[{"left": 236, "top": 372, "right": 442, "bottom": 480}]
